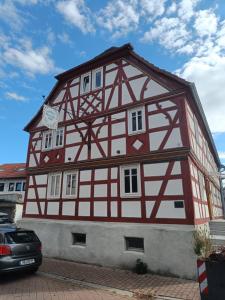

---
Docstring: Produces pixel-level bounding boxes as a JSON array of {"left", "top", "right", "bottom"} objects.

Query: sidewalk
[{"left": 40, "top": 257, "right": 200, "bottom": 300}]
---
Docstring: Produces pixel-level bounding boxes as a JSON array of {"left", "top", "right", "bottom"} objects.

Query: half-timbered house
[{"left": 20, "top": 44, "right": 223, "bottom": 279}]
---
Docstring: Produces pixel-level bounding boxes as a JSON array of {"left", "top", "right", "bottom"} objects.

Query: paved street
[
  {"left": 0, "top": 272, "right": 133, "bottom": 300},
  {"left": 0, "top": 257, "right": 201, "bottom": 300}
]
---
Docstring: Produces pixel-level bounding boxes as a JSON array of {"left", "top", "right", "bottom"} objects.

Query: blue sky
[{"left": 0, "top": 0, "right": 224, "bottom": 168}]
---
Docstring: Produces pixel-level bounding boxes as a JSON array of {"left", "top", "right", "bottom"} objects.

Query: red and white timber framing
[{"left": 23, "top": 45, "right": 223, "bottom": 226}]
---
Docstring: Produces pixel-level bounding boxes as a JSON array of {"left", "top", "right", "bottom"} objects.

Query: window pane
[
  {"left": 15, "top": 182, "right": 22, "bottom": 191},
  {"left": 55, "top": 129, "right": 63, "bottom": 147},
  {"left": 8, "top": 183, "right": 14, "bottom": 192},
  {"left": 66, "top": 174, "right": 71, "bottom": 195},
  {"left": 132, "top": 174, "right": 138, "bottom": 193},
  {"left": 124, "top": 169, "right": 130, "bottom": 193},
  {"left": 50, "top": 176, "right": 55, "bottom": 196},
  {"left": 22, "top": 182, "right": 26, "bottom": 191},
  {"left": 72, "top": 233, "right": 86, "bottom": 245},
  {"left": 55, "top": 175, "right": 60, "bottom": 196},
  {"left": 83, "top": 76, "right": 89, "bottom": 92},
  {"left": 125, "top": 237, "right": 144, "bottom": 251},
  {"left": 137, "top": 111, "right": 142, "bottom": 130},
  {"left": 95, "top": 71, "right": 101, "bottom": 88},
  {"left": 71, "top": 174, "right": 76, "bottom": 195},
  {"left": 131, "top": 112, "right": 136, "bottom": 131},
  {"left": 0, "top": 183, "right": 4, "bottom": 192}
]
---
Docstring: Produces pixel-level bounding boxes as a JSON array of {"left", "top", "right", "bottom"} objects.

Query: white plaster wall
[
  {"left": 18, "top": 219, "right": 197, "bottom": 279},
  {"left": 144, "top": 80, "right": 168, "bottom": 98},
  {"left": 156, "top": 201, "right": 186, "bottom": 219},
  {"left": 62, "top": 202, "right": 76, "bottom": 216},
  {"left": 144, "top": 162, "right": 168, "bottom": 177},
  {"left": 111, "top": 138, "right": 126, "bottom": 156},
  {"left": 25, "top": 202, "right": 38, "bottom": 214},
  {"left": 94, "top": 201, "right": 107, "bottom": 217},
  {"left": 47, "top": 202, "right": 59, "bottom": 215},
  {"left": 121, "top": 201, "right": 141, "bottom": 218},
  {"left": 95, "top": 168, "right": 108, "bottom": 180},
  {"left": 35, "top": 175, "right": 47, "bottom": 185}
]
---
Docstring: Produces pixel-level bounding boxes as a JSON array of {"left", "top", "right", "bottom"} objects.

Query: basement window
[
  {"left": 72, "top": 233, "right": 86, "bottom": 246},
  {"left": 125, "top": 237, "right": 144, "bottom": 252}
]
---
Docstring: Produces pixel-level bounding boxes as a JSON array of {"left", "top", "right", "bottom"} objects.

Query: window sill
[
  {"left": 120, "top": 194, "right": 141, "bottom": 198},
  {"left": 42, "top": 145, "right": 64, "bottom": 152},
  {"left": 124, "top": 249, "right": 145, "bottom": 254},
  {"left": 71, "top": 244, "right": 86, "bottom": 248},
  {"left": 128, "top": 130, "right": 146, "bottom": 136}
]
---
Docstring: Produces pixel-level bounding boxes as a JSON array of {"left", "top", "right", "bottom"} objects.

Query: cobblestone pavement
[
  {"left": 40, "top": 257, "right": 201, "bottom": 300},
  {"left": 0, "top": 272, "right": 134, "bottom": 300}
]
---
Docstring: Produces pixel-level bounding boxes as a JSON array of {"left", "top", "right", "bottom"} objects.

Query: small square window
[
  {"left": 174, "top": 201, "right": 184, "bottom": 208},
  {"left": 8, "top": 183, "right": 15, "bottom": 192},
  {"left": 0, "top": 183, "right": 4, "bottom": 192},
  {"left": 125, "top": 237, "right": 144, "bottom": 252},
  {"left": 72, "top": 233, "right": 86, "bottom": 246}
]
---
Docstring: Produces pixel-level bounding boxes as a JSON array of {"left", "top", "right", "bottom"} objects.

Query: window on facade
[
  {"left": 8, "top": 183, "right": 15, "bottom": 192},
  {"left": 43, "top": 131, "right": 53, "bottom": 150},
  {"left": 15, "top": 182, "right": 22, "bottom": 191},
  {"left": 72, "top": 233, "right": 86, "bottom": 246},
  {"left": 0, "top": 183, "right": 4, "bottom": 192},
  {"left": 120, "top": 165, "right": 141, "bottom": 197},
  {"left": 55, "top": 128, "right": 64, "bottom": 148},
  {"left": 42, "top": 128, "right": 64, "bottom": 151},
  {"left": 81, "top": 73, "right": 91, "bottom": 94},
  {"left": 92, "top": 68, "right": 102, "bottom": 90},
  {"left": 63, "top": 171, "right": 78, "bottom": 198},
  {"left": 47, "top": 173, "right": 61, "bottom": 198},
  {"left": 125, "top": 237, "right": 144, "bottom": 252},
  {"left": 174, "top": 201, "right": 184, "bottom": 208},
  {"left": 128, "top": 107, "right": 145, "bottom": 135},
  {"left": 22, "top": 182, "right": 26, "bottom": 191}
]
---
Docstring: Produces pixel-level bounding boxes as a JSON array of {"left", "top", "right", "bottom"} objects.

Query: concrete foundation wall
[{"left": 18, "top": 218, "right": 197, "bottom": 279}]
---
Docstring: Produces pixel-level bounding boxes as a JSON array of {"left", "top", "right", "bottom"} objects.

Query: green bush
[{"left": 193, "top": 228, "right": 212, "bottom": 259}]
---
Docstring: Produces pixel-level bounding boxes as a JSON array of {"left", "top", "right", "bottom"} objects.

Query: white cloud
[
  {"left": 140, "top": 0, "right": 166, "bottom": 18},
  {"left": 142, "top": 17, "right": 190, "bottom": 52},
  {"left": 97, "top": 0, "right": 139, "bottom": 39},
  {"left": 56, "top": 0, "right": 94, "bottom": 34},
  {"left": 167, "top": 2, "right": 177, "bottom": 15},
  {"left": 5, "top": 92, "right": 27, "bottom": 102},
  {"left": 178, "top": 53, "right": 225, "bottom": 133},
  {"left": 177, "top": 0, "right": 199, "bottom": 21},
  {"left": 58, "top": 32, "right": 73, "bottom": 45},
  {"left": 3, "top": 45, "right": 56, "bottom": 76},
  {"left": 219, "top": 152, "right": 225, "bottom": 159},
  {"left": 194, "top": 10, "right": 218, "bottom": 37},
  {"left": 0, "top": 0, "right": 24, "bottom": 29}
]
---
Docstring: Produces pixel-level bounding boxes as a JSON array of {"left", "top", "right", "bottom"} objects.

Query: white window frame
[
  {"left": 54, "top": 128, "right": 64, "bottom": 148},
  {"left": 62, "top": 170, "right": 78, "bottom": 198},
  {"left": 81, "top": 72, "right": 91, "bottom": 94},
  {"left": 92, "top": 68, "right": 103, "bottom": 90},
  {"left": 120, "top": 164, "right": 141, "bottom": 198},
  {"left": 42, "top": 128, "right": 64, "bottom": 151},
  {"left": 128, "top": 106, "right": 146, "bottom": 135},
  {"left": 42, "top": 130, "right": 53, "bottom": 150},
  {"left": 47, "top": 172, "right": 62, "bottom": 199}
]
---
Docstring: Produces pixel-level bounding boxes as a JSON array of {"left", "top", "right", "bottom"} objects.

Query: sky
[{"left": 0, "top": 0, "right": 224, "bottom": 169}]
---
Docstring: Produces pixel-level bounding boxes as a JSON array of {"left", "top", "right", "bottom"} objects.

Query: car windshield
[{"left": 5, "top": 231, "right": 39, "bottom": 244}]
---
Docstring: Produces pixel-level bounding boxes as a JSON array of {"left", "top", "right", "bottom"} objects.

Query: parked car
[
  {"left": 0, "top": 225, "right": 42, "bottom": 274},
  {"left": 0, "top": 212, "right": 11, "bottom": 224}
]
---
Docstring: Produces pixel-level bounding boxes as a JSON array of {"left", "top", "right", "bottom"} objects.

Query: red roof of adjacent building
[{"left": 0, "top": 163, "right": 26, "bottom": 179}]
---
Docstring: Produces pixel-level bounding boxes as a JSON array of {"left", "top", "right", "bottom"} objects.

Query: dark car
[{"left": 0, "top": 225, "right": 42, "bottom": 274}]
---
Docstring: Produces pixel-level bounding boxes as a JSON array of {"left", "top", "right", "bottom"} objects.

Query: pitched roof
[{"left": 0, "top": 163, "right": 26, "bottom": 179}]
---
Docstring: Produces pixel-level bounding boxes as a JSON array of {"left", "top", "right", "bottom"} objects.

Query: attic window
[
  {"left": 92, "top": 68, "right": 103, "bottom": 90},
  {"left": 81, "top": 72, "right": 91, "bottom": 94}
]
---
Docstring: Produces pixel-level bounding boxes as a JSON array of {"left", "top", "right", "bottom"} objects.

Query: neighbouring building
[
  {"left": 20, "top": 44, "right": 223, "bottom": 279},
  {"left": 0, "top": 163, "right": 26, "bottom": 222}
]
